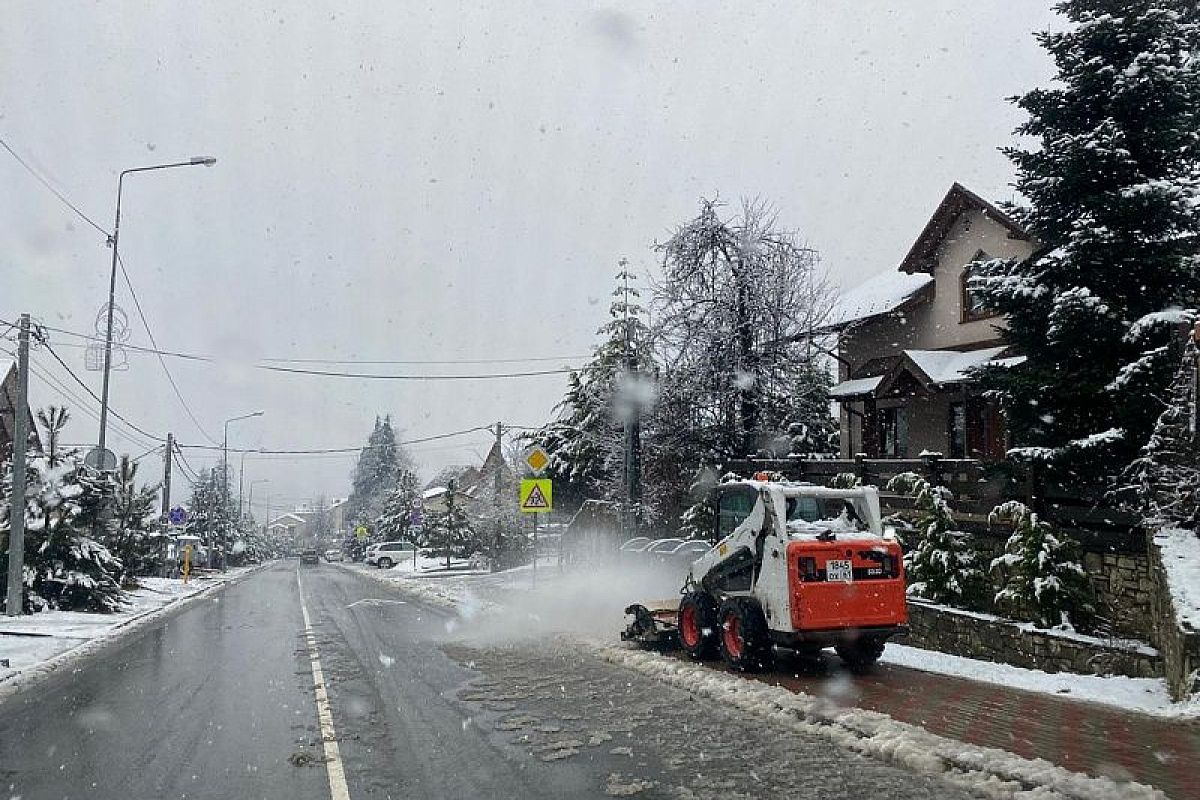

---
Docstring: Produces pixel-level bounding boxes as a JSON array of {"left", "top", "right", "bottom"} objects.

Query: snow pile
[
  {"left": 1155, "top": 527, "right": 1200, "bottom": 632},
  {"left": 592, "top": 645, "right": 1165, "bottom": 800}
]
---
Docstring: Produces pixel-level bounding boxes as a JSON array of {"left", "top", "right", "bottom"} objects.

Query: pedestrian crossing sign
[{"left": 519, "top": 478, "right": 553, "bottom": 513}]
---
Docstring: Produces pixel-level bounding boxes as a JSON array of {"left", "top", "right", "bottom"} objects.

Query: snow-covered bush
[
  {"left": 828, "top": 472, "right": 861, "bottom": 489},
  {"left": 989, "top": 500, "right": 1095, "bottom": 633},
  {"left": 886, "top": 472, "right": 987, "bottom": 610}
]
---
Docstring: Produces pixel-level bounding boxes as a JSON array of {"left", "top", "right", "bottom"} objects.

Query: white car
[
  {"left": 324, "top": 549, "right": 344, "bottom": 562},
  {"left": 366, "top": 540, "right": 418, "bottom": 569}
]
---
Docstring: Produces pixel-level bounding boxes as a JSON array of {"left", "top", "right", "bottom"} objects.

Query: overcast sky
[{"left": 1, "top": 1, "right": 1057, "bottom": 519}]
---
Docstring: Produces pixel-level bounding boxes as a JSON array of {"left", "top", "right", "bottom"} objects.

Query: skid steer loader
[{"left": 622, "top": 477, "right": 908, "bottom": 673}]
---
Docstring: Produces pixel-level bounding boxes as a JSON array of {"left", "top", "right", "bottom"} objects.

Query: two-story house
[{"left": 824, "top": 183, "right": 1037, "bottom": 461}]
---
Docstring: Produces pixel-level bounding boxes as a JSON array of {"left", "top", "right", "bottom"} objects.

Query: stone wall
[{"left": 904, "top": 600, "right": 1163, "bottom": 679}]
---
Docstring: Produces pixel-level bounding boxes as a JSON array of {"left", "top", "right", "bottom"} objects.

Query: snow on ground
[
  {"left": 882, "top": 643, "right": 1195, "bottom": 719},
  {"left": 1156, "top": 527, "right": 1200, "bottom": 631},
  {"left": 0, "top": 566, "right": 260, "bottom": 688}
]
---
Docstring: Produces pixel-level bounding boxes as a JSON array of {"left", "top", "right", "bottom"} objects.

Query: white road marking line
[{"left": 296, "top": 572, "right": 352, "bottom": 800}]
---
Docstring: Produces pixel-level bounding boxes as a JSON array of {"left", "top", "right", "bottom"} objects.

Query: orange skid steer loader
[{"left": 622, "top": 478, "right": 908, "bottom": 673}]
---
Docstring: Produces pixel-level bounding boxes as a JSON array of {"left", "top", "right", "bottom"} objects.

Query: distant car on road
[
  {"left": 366, "top": 540, "right": 418, "bottom": 569},
  {"left": 324, "top": 549, "right": 343, "bottom": 562},
  {"left": 299, "top": 549, "right": 320, "bottom": 566}
]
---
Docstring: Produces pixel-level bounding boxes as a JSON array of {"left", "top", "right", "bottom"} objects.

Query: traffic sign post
[
  {"left": 518, "top": 478, "right": 552, "bottom": 587},
  {"left": 168, "top": 506, "right": 188, "bottom": 526}
]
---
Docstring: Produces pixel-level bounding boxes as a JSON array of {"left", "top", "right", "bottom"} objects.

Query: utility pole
[
  {"left": 161, "top": 432, "right": 173, "bottom": 524},
  {"left": 5, "top": 314, "right": 30, "bottom": 616},
  {"left": 492, "top": 421, "right": 502, "bottom": 573}
]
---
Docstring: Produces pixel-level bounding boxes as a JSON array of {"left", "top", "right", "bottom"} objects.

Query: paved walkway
[{"left": 675, "top": 651, "right": 1199, "bottom": 799}]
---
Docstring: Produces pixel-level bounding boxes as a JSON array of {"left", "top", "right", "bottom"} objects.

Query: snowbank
[{"left": 1155, "top": 527, "right": 1200, "bottom": 631}]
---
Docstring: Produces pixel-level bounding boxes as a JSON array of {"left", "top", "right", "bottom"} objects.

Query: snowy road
[{"left": 0, "top": 561, "right": 970, "bottom": 799}]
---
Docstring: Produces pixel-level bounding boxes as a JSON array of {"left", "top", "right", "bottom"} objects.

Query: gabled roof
[
  {"left": 899, "top": 183, "right": 1031, "bottom": 274},
  {"left": 821, "top": 271, "right": 934, "bottom": 331},
  {"left": 829, "top": 346, "right": 1023, "bottom": 399},
  {"left": 268, "top": 512, "right": 307, "bottom": 527}
]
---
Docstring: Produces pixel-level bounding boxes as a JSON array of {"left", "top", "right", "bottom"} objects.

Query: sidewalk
[
  {"left": 0, "top": 565, "right": 261, "bottom": 690},
  {"left": 719, "top": 650, "right": 1199, "bottom": 799}
]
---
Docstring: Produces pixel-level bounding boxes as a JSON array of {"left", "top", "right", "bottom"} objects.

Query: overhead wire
[
  {"left": 0, "top": 133, "right": 111, "bottom": 237},
  {"left": 115, "top": 252, "right": 220, "bottom": 445}
]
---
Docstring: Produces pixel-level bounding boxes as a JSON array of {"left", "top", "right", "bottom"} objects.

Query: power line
[
  {"left": 257, "top": 364, "right": 573, "bottom": 380},
  {"left": 0, "top": 134, "right": 110, "bottom": 237},
  {"left": 258, "top": 354, "right": 588, "bottom": 366},
  {"left": 4, "top": 319, "right": 581, "bottom": 376},
  {"left": 115, "top": 253, "right": 220, "bottom": 445},
  {"left": 37, "top": 338, "right": 166, "bottom": 443},
  {"left": 176, "top": 424, "right": 492, "bottom": 455}
]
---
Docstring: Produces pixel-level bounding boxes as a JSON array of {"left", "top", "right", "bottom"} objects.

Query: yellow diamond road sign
[
  {"left": 519, "top": 478, "right": 552, "bottom": 513},
  {"left": 524, "top": 446, "right": 550, "bottom": 475}
]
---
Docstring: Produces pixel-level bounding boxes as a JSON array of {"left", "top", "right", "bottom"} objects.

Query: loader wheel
[
  {"left": 678, "top": 592, "right": 718, "bottom": 660},
  {"left": 836, "top": 637, "right": 886, "bottom": 675},
  {"left": 718, "top": 597, "right": 774, "bottom": 673}
]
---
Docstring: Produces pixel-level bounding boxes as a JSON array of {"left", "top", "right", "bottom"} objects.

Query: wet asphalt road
[{"left": 0, "top": 561, "right": 969, "bottom": 800}]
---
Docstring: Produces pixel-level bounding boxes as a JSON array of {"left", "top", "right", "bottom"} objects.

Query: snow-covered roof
[
  {"left": 421, "top": 487, "right": 447, "bottom": 500},
  {"left": 822, "top": 271, "right": 933, "bottom": 330},
  {"left": 906, "top": 346, "right": 1020, "bottom": 385},
  {"left": 828, "top": 375, "right": 884, "bottom": 398}
]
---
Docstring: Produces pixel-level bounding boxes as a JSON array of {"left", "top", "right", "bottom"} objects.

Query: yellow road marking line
[{"left": 297, "top": 571, "right": 352, "bottom": 800}]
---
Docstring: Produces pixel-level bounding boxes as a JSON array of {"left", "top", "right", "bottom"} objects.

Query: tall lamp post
[
  {"left": 96, "top": 156, "right": 217, "bottom": 462},
  {"left": 221, "top": 410, "right": 263, "bottom": 568}
]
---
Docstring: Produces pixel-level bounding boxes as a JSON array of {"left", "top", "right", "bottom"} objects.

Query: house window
[
  {"left": 879, "top": 407, "right": 908, "bottom": 458},
  {"left": 960, "top": 250, "right": 997, "bottom": 323},
  {"left": 948, "top": 402, "right": 966, "bottom": 458}
]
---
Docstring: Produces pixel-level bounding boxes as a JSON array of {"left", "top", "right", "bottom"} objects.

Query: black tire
[
  {"left": 836, "top": 637, "right": 886, "bottom": 675},
  {"left": 677, "top": 592, "right": 719, "bottom": 660},
  {"left": 378, "top": 557, "right": 394, "bottom": 569},
  {"left": 717, "top": 597, "right": 775, "bottom": 672}
]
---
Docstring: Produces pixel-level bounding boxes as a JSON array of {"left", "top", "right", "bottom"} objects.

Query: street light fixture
[
  {"left": 220, "top": 410, "right": 262, "bottom": 569},
  {"left": 95, "top": 156, "right": 218, "bottom": 463}
]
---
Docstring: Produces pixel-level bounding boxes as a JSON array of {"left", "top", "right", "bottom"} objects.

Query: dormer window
[{"left": 960, "top": 250, "right": 997, "bottom": 323}]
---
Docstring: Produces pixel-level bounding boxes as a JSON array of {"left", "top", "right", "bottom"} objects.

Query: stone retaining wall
[{"left": 904, "top": 600, "right": 1163, "bottom": 679}]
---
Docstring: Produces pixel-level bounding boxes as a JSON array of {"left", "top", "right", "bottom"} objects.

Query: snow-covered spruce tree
[
  {"left": 990, "top": 500, "right": 1095, "bottom": 631},
  {"left": 347, "top": 416, "right": 414, "bottom": 528},
  {"left": 648, "top": 198, "right": 834, "bottom": 517},
  {"left": 107, "top": 455, "right": 162, "bottom": 582},
  {"left": 185, "top": 468, "right": 236, "bottom": 557},
  {"left": 377, "top": 469, "right": 421, "bottom": 544},
  {"left": 972, "top": 2, "right": 1200, "bottom": 493},
  {"left": 0, "top": 451, "right": 124, "bottom": 613},
  {"left": 419, "top": 480, "right": 477, "bottom": 567},
  {"left": 531, "top": 265, "right": 655, "bottom": 516},
  {"left": 1125, "top": 336, "right": 1200, "bottom": 527},
  {"left": 886, "top": 473, "right": 988, "bottom": 610}
]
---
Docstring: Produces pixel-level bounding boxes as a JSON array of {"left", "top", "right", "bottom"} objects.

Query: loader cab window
[
  {"left": 717, "top": 489, "right": 758, "bottom": 539},
  {"left": 785, "top": 496, "right": 870, "bottom": 534}
]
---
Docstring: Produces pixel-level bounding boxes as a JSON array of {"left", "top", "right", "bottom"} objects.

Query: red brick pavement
[{"left": 675, "top": 650, "right": 1200, "bottom": 799}]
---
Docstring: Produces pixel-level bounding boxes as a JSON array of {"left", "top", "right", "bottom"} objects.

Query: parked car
[
  {"left": 366, "top": 540, "right": 418, "bottom": 569},
  {"left": 299, "top": 549, "right": 320, "bottom": 566},
  {"left": 643, "top": 538, "right": 687, "bottom": 564},
  {"left": 324, "top": 549, "right": 344, "bottom": 562},
  {"left": 618, "top": 536, "right": 653, "bottom": 554},
  {"left": 666, "top": 539, "right": 712, "bottom": 567}
]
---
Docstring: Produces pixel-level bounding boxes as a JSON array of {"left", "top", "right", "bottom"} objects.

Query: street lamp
[
  {"left": 220, "top": 410, "right": 262, "bottom": 569},
  {"left": 96, "top": 156, "right": 218, "bottom": 462}
]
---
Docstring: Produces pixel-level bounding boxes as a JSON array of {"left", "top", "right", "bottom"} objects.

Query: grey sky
[{"left": 1, "top": 1, "right": 1056, "bottom": 518}]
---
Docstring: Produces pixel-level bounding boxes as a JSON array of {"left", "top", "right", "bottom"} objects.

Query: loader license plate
[{"left": 826, "top": 559, "right": 853, "bottom": 583}]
